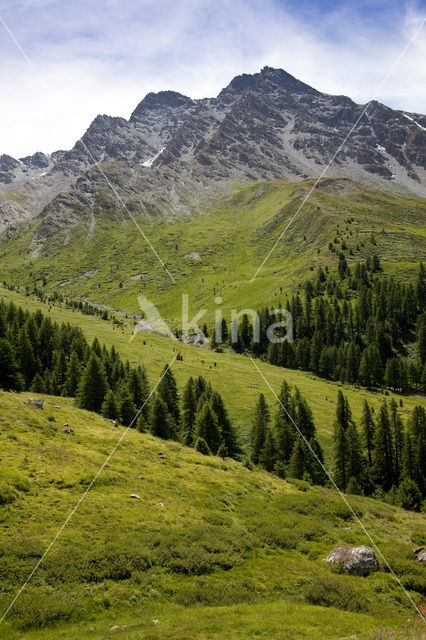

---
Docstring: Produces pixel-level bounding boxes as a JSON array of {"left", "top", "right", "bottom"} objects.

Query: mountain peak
[
  {"left": 218, "top": 66, "right": 318, "bottom": 103},
  {"left": 256, "top": 66, "right": 319, "bottom": 94},
  {"left": 130, "top": 90, "right": 194, "bottom": 121}
]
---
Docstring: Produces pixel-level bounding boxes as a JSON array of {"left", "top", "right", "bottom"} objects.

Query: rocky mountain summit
[{"left": 0, "top": 66, "right": 425, "bottom": 243}]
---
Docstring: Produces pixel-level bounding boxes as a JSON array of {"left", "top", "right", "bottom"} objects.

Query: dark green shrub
[
  {"left": 305, "top": 576, "right": 369, "bottom": 613},
  {"left": 12, "top": 588, "right": 81, "bottom": 629}
]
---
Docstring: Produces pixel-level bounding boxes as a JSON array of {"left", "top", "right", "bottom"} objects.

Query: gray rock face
[
  {"left": 325, "top": 545, "right": 379, "bottom": 576},
  {"left": 1, "top": 66, "right": 425, "bottom": 241},
  {"left": 0, "top": 154, "right": 20, "bottom": 172}
]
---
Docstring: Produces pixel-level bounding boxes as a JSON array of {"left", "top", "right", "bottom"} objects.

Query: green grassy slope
[
  {"left": 0, "top": 390, "right": 425, "bottom": 639},
  {"left": 1, "top": 178, "right": 425, "bottom": 324},
  {"left": 1, "top": 285, "right": 425, "bottom": 462}
]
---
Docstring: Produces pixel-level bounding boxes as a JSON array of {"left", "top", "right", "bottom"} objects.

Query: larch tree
[
  {"left": 360, "top": 400, "right": 375, "bottom": 467},
  {"left": 76, "top": 352, "right": 108, "bottom": 413},
  {"left": 251, "top": 393, "right": 270, "bottom": 464},
  {"left": 194, "top": 402, "right": 222, "bottom": 454}
]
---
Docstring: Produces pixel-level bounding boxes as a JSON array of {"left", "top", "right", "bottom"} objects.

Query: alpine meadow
[{"left": 0, "top": 3, "right": 425, "bottom": 639}]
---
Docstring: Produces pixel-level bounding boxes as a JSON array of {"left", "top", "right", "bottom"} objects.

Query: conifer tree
[
  {"left": 15, "top": 328, "right": 36, "bottom": 388},
  {"left": 345, "top": 342, "right": 359, "bottom": 384},
  {"left": 221, "top": 318, "right": 229, "bottom": 342},
  {"left": 358, "top": 344, "right": 383, "bottom": 387},
  {"left": 127, "top": 368, "right": 146, "bottom": 408},
  {"left": 385, "top": 358, "right": 401, "bottom": 390},
  {"left": 116, "top": 385, "right": 137, "bottom": 426},
  {"left": 309, "top": 331, "right": 323, "bottom": 373},
  {"left": 101, "top": 388, "right": 119, "bottom": 420},
  {"left": 194, "top": 437, "right": 211, "bottom": 455},
  {"left": 181, "top": 377, "right": 197, "bottom": 445},
  {"left": 52, "top": 348, "right": 67, "bottom": 389},
  {"left": 389, "top": 399, "right": 403, "bottom": 483},
  {"left": 401, "top": 429, "right": 416, "bottom": 482},
  {"left": 194, "top": 375, "right": 209, "bottom": 402},
  {"left": 43, "top": 369, "right": 52, "bottom": 394},
  {"left": 345, "top": 421, "right": 364, "bottom": 488},
  {"left": 406, "top": 405, "right": 426, "bottom": 494},
  {"left": 372, "top": 402, "right": 394, "bottom": 492},
  {"left": 210, "top": 391, "right": 239, "bottom": 458},
  {"left": 0, "top": 338, "right": 19, "bottom": 390},
  {"left": 238, "top": 314, "right": 252, "bottom": 351},
  {"left": 217, "top": 443, "right": 228, "bottom": 458},
  {"left": 63, "top": 351, "right": 81, "bottom": 397},
  {"left": 274, "top": 380, "right": 295, "bottom": 463},
  {"left": 293, "top": 387, "right": 315, "bottom": 440},
  {"left": 251, "top": 393, "right": 270, "bottom": 463},
  {"left": 76, "top": 352, "right": 108, "bottom": 412},
  {"left": 307, "top": 437, "right": 327, "bottom": 485},
  {"left": 259, "top": 428, "right": 277, "bottom": 472},
  {"left": 288, "top": 439, "right": 306, "bottom": 479},
  {"left": 396, "top": 478, "right": 422, "bottom": 511},
  {"left": 50, "top": 373, "right": 60, "bottom": 396},
  {"left": 158, "top": 365, "right": 180, "bottom": 426},
  {"left": 360, "top": 400, "right": 375, "bottom": 466},
  {"left": 30, "top": 372, "right": 45, "bottom": 393},
  {"left": 136, "top": 413, "right": 147, "bottom": 432},
  {"left": 194, "top": 402, "right": 222, "bottom": 454},
  {"left": 333, "top": 391, "right": 349, "bottom": 490},
  {"left": 150, "top": 396, "right": 174, "bottom": 440},
  {"left": 346, "top": 476, "right": 362, "bottom": 495},
  {"left": 91, "top": 337, "right": 102, "bottom": 358}
]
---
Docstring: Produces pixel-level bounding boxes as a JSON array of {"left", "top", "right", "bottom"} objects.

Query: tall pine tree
[{"left": 251, "top": 393, "right": 270, "bottom": 464}]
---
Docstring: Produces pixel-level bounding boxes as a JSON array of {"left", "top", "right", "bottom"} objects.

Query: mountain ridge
[{"left": 0, "top": 66, "right": 425, "bottom": 240}]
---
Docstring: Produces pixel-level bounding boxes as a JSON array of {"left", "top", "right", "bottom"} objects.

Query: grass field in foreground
[{"left": 0, "top": 390, "right": 425, "bottom": 639}]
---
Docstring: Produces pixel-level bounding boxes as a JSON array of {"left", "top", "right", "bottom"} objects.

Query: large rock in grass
[
  {"left": 325, "top": 545, "right": 379, "bottom": 576},
  {"left": 413, "top": 547, "right": 426, "bottom": 562},
  {"left": 24, "top": 399, "right": 43, "bottom": 409}
]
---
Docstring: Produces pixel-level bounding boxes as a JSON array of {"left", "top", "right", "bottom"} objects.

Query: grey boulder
[
  {"left": 413, "top": 546, "right": 426, "bottom": 562},
  {"left": 325, "top": 545, "right": 379, "bottom": 576}
]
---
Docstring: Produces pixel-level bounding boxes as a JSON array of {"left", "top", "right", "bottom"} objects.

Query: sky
[{"left": 0, "top": 0, "right": 425, "bottom": 158}]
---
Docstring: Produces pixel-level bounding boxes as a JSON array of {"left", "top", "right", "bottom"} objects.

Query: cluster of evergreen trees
[
  {"left": 0, "top": 299, "right": 239, "bottom": 459},
  {"left": 249, "top": 380, "right": 425, "bottom": 511},
  {"left": 332, "top": 391, "right": 425, "bottom": 510},
  {"left": 227, "top": 261, "right": 425, "bottom": 392},
  {"left": 179, "top": 375, "right": 240, "bottom": 457},
  {"left": 249, "top": 383, "right": 327, "bottom": 484},
  {"left": 0, "top": 299, "right": 150, "bottom": 424}
]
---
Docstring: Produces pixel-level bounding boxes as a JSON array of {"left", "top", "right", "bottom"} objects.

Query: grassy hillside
[
  {"left": 1, "top": 285, "right": 425, "bottom": 463},
  {"left": 0, "top": 390, "right": 425, "bottom": 639},
  {"left": 1, "top": 178, "right": 425, "bottom": 324}
]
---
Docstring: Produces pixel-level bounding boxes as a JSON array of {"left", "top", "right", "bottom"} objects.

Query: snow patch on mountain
[{"left": 141, "top": 147, "right": 165, "bottom": 168}]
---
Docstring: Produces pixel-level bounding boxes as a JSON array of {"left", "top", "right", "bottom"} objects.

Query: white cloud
[{"left": 0, "top": 0, "right": 425, "bottom": 157}]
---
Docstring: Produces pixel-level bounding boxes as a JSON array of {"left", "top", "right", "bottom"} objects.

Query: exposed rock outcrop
[{"left": 1, "top": 66, "right": 425, "bottom": 241}]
